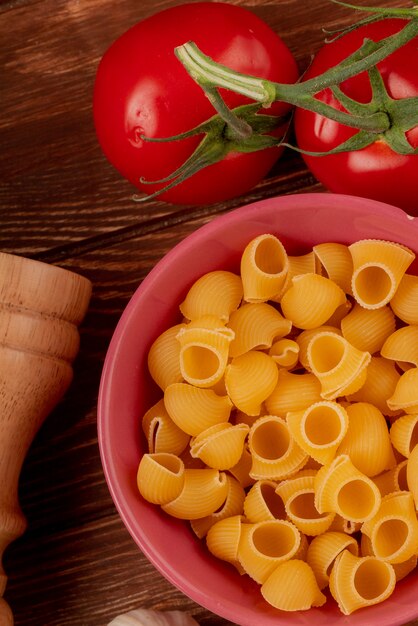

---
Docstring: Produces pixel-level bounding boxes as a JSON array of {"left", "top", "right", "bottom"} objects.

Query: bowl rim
[{"left": 97, "top": 191, "right": 418, "bottom": 626}]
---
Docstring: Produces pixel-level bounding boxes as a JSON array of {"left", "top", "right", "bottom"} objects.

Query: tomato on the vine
[
  {"left": 93, "top": 2, "right": 298, "bottom": 205},
  {"left": 294, "top": 19, "right": 418, "bottom": 213}
]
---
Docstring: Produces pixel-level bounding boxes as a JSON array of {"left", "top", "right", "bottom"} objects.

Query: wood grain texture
[{"left": 1, "top": 0, "right": 417, "bottom": 625}]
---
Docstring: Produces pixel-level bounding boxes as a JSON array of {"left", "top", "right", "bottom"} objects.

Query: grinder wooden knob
[{"left": 0, "top": 252, "right": 92, "bottom": 625}]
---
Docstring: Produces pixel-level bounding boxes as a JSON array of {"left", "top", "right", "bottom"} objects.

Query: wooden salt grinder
[{"left": 0, "top": 252, "right": 92, "bottom": 625}]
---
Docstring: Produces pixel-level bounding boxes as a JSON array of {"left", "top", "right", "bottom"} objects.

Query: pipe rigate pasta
[
  {"left": 268, "top": 338, "right": 299, "bottom": 369},
  {"left": 225, "top": 351, "right": 278, "bottom": 416},
  {"left": 313, "top": 242, "right": 354, "bottom": 295},
  {"left": 372, "top": 460, "right": 409, "bottom": 497},
  {"left": 264, "top": 369, "right": 322, "bottom": 418},
  {"left": 147, "top": 323, "right": 186, "bottom": 390},
  {"left": 360, "top": 533, "right": 418, "bottom": 582},
  {"left": 390, "top": 413, "right": 418, "bottom": 458},
  {"left": 179, "top": 270, "right": 243, "bottom": 321},
  {"left": 280, "top": 273, "right": 346, "bottom": 330},
  {"left": 189, "top": 422, "right": 249, "bottom": 469},
  {"left": 228, "top": 445, "right": 256, "bottom": 489},
  {"left": 142, "top": 399, "right": 190, "bottom": 455},
  {"left": 161, "top": 468, "right": 228, "bottom": 519},
  {"left": 340, "top": 303, "right": 396, "bottom": 354},
  {"left": 390, "top": 273, "right": 418, "bottom": 324},
  {"left": 237, "top": 520, "right": 301, "bottom": 583},
  {"left": 387, "top": 368, "right": 418, "bottom": 414},
  {"left": 287, "top": 401, "right": 348, "bottom": 465},
  {"left": 190, "top": 475, "right": 246, "bottom": 538},
  {"left": 307, "top": 331, "right": 371, "bottom": 400},
  {"left": 347, "top": 355, "right": 401, "bottom": 418},
  {"left": 137, "top": 453, "right": 185, "bottom": 505},
  {"left": 164, "top": 383, "right": 232, "bottom": 436},
  {"left": 261, "top": 559, "right": 326, "bottom": 611},
  {"left": 243, "top": 480, "right": 286, "bottom": 523},
  {"left": 381, "top": 325, "right": 418, "bottom": 368},
  {"left": 361, "top": 491, "right": 418, "bottom": 564},
  {"left": 176, "top": 325, "right": 233, "bottom": 387},
  {"left": 329, "top": 550, "right": 396, "bottom": 614},
  {"left": 240, "top": 234, "right": 289, "bottom": 302},
  {"left": 296, "top": 325, "right": 341, "bottom": 371},
  {"left": 337, "top": 402, "right": 396, "bottom": 477},
  {"left": 306, "top": 531, "right": 358, "bottom": 590},
  {"left": 406, "top": 444, "right": 418, "bottom": 509},
  {"left": 248, "top": 415, "right": 308, "bottom": 480},
  {"left": 314, "top": 455, "right": 381, "bottom": 522},
  {"left": 227, "top": 302, "right": 291, "bottom": 358},
  {"left": 349, "top": 239, "right": 414, "bottom": 309},
  {"left": 206, "top": 514, "right": 245, "bottom": 574}
]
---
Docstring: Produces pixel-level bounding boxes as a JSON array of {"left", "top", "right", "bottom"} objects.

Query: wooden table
[{"left": 1, "top": 0, "right": 416, "bottom": 625}]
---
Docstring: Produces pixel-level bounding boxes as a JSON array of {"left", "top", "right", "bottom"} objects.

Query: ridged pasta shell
[
  {"left": 206, "top": 514, "right": 245, "bottom": 573},
  {"left": 407, "top": 444, "right": 418, "bottom": 509},
  {"left": 306, "top": 530, "right": 359, "bottom": 589},
  {"left": 227, "top": 302, "right": 291, "bottom": 358},
  {"left": 280, "top": 273, "right": 346, "bottom": 330},
  {"left": 265, "top": 370, "right": 322, "bottom": 418},
  {"left": 136, "top": 453, "right": 185, "bottom": 505},
  {"left": 238, "top": 520, "right": 301, "bottom": 583},
  {"left": 387, "top": 368, "right": 418, "bottom": 414},
  {"left": 164, "top": 383, "right": 232, "bottom": 436},
  {"left": 261, "top": 559, "right": 326, "bottom": 611},
  {"left": 179, "top": 270, "right": 243, "bottom": 321},
  {"left": 228, "top": 444, "right": 256, "bottom": 489},
  {"left": 349, "top": 239, "right": 414, "bottom": 307},
  {"left": 313, "top": 242, "right": 354, "bottom": 295},
  {"left": 337, "top": 402, "right": 396, "bottom": 477},
  {"left": 240, "top": 234, "right": 289, "bottom": 302},
  {"left": 243, "top": 480, "right": 286, "bottom": 523},
  {"left": 225, "top": 351, "right": 278, "bottom": 416},
  {"left": 390, "top": 413, "right": 418, "bottom": 458},
  {"left": 390, "top": 273, "right": 418, "bottom": 324},
  {"left": 347, "top": 356, "right": 401, "bottom": 417},
  {"left": 296, "top": 325, "right": 341, "bottom": 371},
  {"left": 372, "top": 460, "right": 408, "bottom": 497},
  {"left": 190, "top": 475, "right": 245, "bottom": 538},
  {"left": 176, "top": 326, "right": 233, "bottom": 388},
  {"left": 268, "top": 338, "right": 299, "bottom": 369},
  {"left": 190, "top": 422, "right": 250, "bottom": 470},
  {"left": 329, "top": 550, "right": 396, "bottom": 614},
  {"left": 147, "top": 323, "right": 186, "bottom": 390},
  {"left": 162, "top": 469, "right": 228, "bottom": 520},
  {"left": 381, "top": 325, "right": 418, "bottom": 368},
  {"left": 341, "top": 304, "right": 396, "bottom": 354},
  {"left": 142, "top": 399, "right": 190, "bottom": 455}
]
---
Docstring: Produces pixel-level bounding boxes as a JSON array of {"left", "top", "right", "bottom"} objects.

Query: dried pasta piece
[
  {"left": 228, "top": 445, "right": 256, "bottom": 489},
  {"left": 306, "top": 531, "right": 359, "bottom": 590},
  {"left": 264, "top": 370, "right": 322, "bottom": 418},
  {"left": 307, "top": 331, "right": 371, "bottom": 400},
  {"left": 349, "top": 239, "right": 414, "bottom": 309},
  {"left": 240, "top": 234, "right": 289, "bottom": 302},
  {"left": 227, "top": 302, "right": 291, "bottom": 358},
  {"left": 148, "top": 323, "right": 186, "bottom": 390},
  {"left": 176, "top": 326, "right": 233, "bottom": 388},
  {"left": 276, "top": 472, "right": 335, "bottom": 536},
  {"left": 406, "top": 444, "right": 418, "bottom": 509},
  {"left": 390, "top": 413, "right": 418, "bottom": 458},
  {"left": 328, "top": 515, "right": 362, "bottom": 535},
  {"left": 287, "top": 401, "right": 349, "bottom": 465},
  {"left": 329, "top": 550, "right": 396, "bottom": 615},
  {"left": 359, "top": 533, "right": 417, "bottom": 582},
  {"left": 179, "top": 270, "right": 243, "bottom": 321},
  {"left": 225, "top": 351, "right": 278, "bottom": 416},
  {"left": 387, "top": 368, "right": 418, "bottom": 414},
  {"left": 190, "top": 475, "right": 246, "bottom": 538},
  {"left": 142, "top": 399, "right": 190, "bottom": 456},
  {"left": 372, "top": 460, "right": 408, "bottom": 496},
  {"left": 280, "top": 273, "right": 346, "bottom": 330},
  {"left": 337, "top": 402, "right": 396, "bottom": 477},
  {"left": 261, "top": 559, "right": 326, "bottom": 611},
  {"left": 243, "top": 480, "right": 286, "bottom": 523},
  {"left": 362, "top": 491, "right": 418, "bottom": 563},
  {"left": 340, "top": 303, "right": 396, "bottom": 354},
  {"left": 206, "top": 514, "right": 245, "bottom": 573},
  {"left": 347, "top": 356, "right": 401, "bottom": 418},
  {"left": 381, "top": 325, "right": 418, "bottom": 368},
  {"left": 296, "top": 325, "right": 341, "bottom": 371},
  {"left": 189, "top": 422, "right": 249, "bottom": 470},
  {"left": 268, "top": 338, "right": 299, "bottom": 369},
  {"left": 315, "top": 454, "right": 381, "bottom": 522},
  {"left": 313, "top": 242, "right": 354, "bottom": 294},
  {"left": 137, "top": 453, "right": 185, "bottom": 505},
  {"left": 164, "top": 383, "right": 232, "bottom": 436},
  {"left": 238, "top": 520, "right": 301, "bottom": 583},
  {"left": 248, "top": 415, "right": 308, "bottom": 480},
  {"left": 162, "top": 468, "right": 228, "bottom": 519},
  {"left": 390, "top": 273, "right": 418, "bottom": 324}
]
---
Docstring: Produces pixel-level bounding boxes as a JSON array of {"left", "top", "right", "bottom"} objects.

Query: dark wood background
[{"left": 1, "top": 0, "right": 416, "bottom": 625}]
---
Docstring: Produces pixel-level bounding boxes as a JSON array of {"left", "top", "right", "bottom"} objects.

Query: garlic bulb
[{"left": 108, "top": 608, "right": 200, "bottom": 626}]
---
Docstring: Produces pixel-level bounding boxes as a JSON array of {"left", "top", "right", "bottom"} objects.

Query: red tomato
[
  {"left": 93, "top": 2, "right": 298, "bottom": 205},
  {"left": 294, "top": 19, "right": 418, "bottom": 214}
]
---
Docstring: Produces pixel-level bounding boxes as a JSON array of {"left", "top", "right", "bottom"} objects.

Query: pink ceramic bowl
[{"left": 98, "top": 193, "right": 418, "bottom": 626}]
